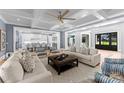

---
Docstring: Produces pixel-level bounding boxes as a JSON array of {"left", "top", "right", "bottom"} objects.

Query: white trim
[
  {"left": 13, "top": 28, "right": 16, "bottom": 52},
  {"left": 80, "top": 31, "right": 91, "bottom": 48},
  {"left": 14, "top": 26, "right": 59, "bottom": 34},
  {"left": 65, "top": 16, "right": 124, "bottom": 33},
  {"left": 14, "top": 26, "right": 61, "bottom": 50},
  {"left": 0, "top": 30, "right": 6, "bottom": 51}
]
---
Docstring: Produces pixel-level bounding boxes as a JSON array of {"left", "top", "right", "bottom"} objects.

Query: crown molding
[{"left": 0, "top": 15, "right": 7, "bottom": 23}]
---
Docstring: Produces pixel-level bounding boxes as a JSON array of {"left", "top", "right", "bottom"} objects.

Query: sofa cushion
[
  {"left": 81, "top": 48, "right": 89, "bottom": 55},
  {"left": 64, "top": 51, "right": 75, "bottom": 56},
  {"left": 70, "top": 46, "right": 76, "bottom": 52},
  {"left": 19, "top": 56, "right": 36, "bottom": 73},
  {"left": 75, "top": 53, "right": 91, "bottom": 60},
  {"left": 0, "top": 59, "right": 24, "bottom": 83},
  {"left": 79, "top": 47, "right": 82, "bottom": 53},
  {"left": 89, "top": 49, "right": 98, "bottom": 55}
]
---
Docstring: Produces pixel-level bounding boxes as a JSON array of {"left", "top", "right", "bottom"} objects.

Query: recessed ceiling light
[
  {"left": 17, "top": 18, "right": 20, "bottom": 21},
  {"left": 81, "top": 14, "right": 87, "bottom": 18}
]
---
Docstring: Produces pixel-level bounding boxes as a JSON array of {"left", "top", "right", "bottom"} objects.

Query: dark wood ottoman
[{"left": 48, "top": 54, "right": 78, "bottom": 75}]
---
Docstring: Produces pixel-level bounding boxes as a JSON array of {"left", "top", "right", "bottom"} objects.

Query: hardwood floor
[{"left": 98, "top": 49, "right": 124, "bottom": 65}]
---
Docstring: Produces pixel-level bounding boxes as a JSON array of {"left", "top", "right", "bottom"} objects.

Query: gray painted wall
[
  {"left": 0, "top": 19, "right": 6, "bottom": 57},
  {"left": 6, "top": 24, "right": 14, "bottom": 52},
  {"left": 60, "top": 32, "right": 65, "bottom": 48}
]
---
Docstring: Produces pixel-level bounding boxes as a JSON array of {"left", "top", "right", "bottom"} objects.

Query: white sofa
[
  {"left": 0, "top": 50, "right": 52, "bottom": 83},
  {"left": 64, "top": 48, "right": 100, "bottom": 67}
]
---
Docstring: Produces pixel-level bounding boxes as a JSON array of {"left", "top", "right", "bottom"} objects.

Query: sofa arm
[
  {"left": 95, "top": 72, "right": 123, "bottom": 83},
  {"left": 91, "top": 54, "right": 101, "bottom": 66},
  {"left": 18, "top": 71, "right": 52, "bottom": 83}
]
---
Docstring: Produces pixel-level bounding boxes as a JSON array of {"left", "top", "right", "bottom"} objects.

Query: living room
[{"left": 0, "top": 9, "right": 124, "bottom": 83}]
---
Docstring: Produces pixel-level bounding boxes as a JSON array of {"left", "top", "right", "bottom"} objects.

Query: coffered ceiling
[{"left": 0, "top": 9, "right": 124, "bottom": 32}]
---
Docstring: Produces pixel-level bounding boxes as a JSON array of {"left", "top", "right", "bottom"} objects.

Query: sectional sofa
[
  {"left": 64, "top": 47, "right": 101, "bottom": 67},
  {"left": 0, "top": 50, "right": 52, "bottom": 83}
]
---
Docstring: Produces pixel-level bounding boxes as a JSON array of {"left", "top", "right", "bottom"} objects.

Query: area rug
[{"left": 40, "top": 57, "right": 100, "bottom": 83}]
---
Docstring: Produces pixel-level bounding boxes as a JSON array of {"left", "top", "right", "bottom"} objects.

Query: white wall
[
  {"left": 90, "top": 23, "right": 124, "bottom": 52},
  {"left": 80, "top": 31, "right": 91, "bottom": 48},
  {"left": 65, "top": 32, "right": 68, "bottom": 49},
  {"left": 65, "top": 22, "right": 124, "bottom": 53},
  {"left": 65, "top": 30, "right": 91, "bottom": 51}
]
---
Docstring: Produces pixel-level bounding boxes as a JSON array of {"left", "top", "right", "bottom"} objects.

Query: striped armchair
[
  {"left": 95, "top": 72, "right": 123, "bottom": 83},
  {"left": 95, "top": 58, "right": 124, "bottom": 83},
  {"left": 102, "top": 58, "right": 124, "bottom": 76}
]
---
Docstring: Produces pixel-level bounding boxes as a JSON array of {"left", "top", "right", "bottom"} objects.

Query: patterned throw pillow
[
  {"left": 19, "top": 56, "right": 35, "bottom": 73},
  {"left": 22, "top": 50, "right": 31, "bottom": 58}
]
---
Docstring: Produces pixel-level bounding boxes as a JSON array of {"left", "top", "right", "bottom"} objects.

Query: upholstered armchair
[
  {"left": 102, "top": 58, "right": 124, "bottom": 76},
  {"left": 95, "top": 58, "right": 124, "bottom": 83},
  {"left": 95, "top": 72, "right": 123, "bottom": 83}
]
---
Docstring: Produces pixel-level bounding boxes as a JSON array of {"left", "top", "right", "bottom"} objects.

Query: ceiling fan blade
[
  {"left": 60, "top": 19, "right": 64, "bottom": 23},
  {"left": 46, "top": 12, "right": 58, "bottom": 18},
  {"left": 62, "top": 18, "right": 76, "bottom": 20},
  {"left": 61, "top": 10, "right": 69, "bottom": 18}
]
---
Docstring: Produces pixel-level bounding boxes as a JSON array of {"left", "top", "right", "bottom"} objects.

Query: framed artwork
[{"left": 0, "top": 29, "right": 6, "bottom": 51}]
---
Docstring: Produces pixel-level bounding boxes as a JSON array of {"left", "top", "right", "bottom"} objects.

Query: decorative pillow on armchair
[
  {"left": 22, "top": 50, "right": 31, "bottom": 58},
  {"left": 19, "top": 56, "right": 36, "bottom": 73}
]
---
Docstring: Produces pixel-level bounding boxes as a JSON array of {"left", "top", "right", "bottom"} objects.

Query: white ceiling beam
[
  {"left": 0, "top": 14, "right": 8, "bottom": 23},
  {"left": 93, "top": 12, "right": 105, "bottom": 20},
  {"left": 31, "top": 9, "right": 42, "bottom": 28},
  {"left": 0, "top": 10, "right": 55, "bottom": 29},
  {"left": 31, "top": 10, "right": 57, "bottom": 28}
]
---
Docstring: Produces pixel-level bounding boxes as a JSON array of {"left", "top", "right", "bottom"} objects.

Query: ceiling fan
[{"left": 47, "top": 10, "right": 76, "bottom": 23}]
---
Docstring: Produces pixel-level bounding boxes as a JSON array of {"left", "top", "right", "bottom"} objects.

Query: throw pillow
[
  {"left": 79, "top": 47, "right": 83, "bottom": 53},
  {"left": 70, "top": 46, "right": 76, "bottom": 52},
  {"left": 81, "top": 48, "right": 89, "bottom": 55},
  {"left": 22, "top": 50, "right": 31, "bottom": 58},
  {"left": 19, "top": 56, "right": 35, "bottom": 73},
  {"left": 0, "top": 60, "right": 24, "bottom": 83}
]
